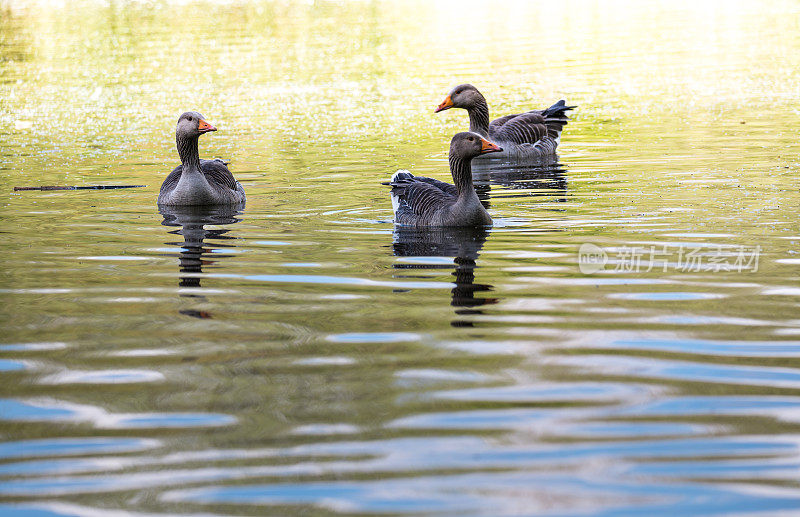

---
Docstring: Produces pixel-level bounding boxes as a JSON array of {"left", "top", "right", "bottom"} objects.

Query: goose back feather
[{"left": 160, "top": 159, "right": 241, "bottom": 196}]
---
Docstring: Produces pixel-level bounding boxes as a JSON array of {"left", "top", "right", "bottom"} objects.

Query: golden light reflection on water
[{"left": 1, "top": 1, "right": 800, "bottom": 515}]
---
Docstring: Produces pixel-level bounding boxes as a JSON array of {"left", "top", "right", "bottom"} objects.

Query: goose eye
[{"left": 187, "top": 116, "right": 193, "bottom": 121}]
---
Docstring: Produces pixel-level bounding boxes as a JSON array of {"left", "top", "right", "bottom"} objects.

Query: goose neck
[
  {"left": 449, "top": 154, "right": 475, "bottom": 196},
  {"left": 177, "top": 133, "right": 201, "bottom": 173},
  {"left": 467, "top": 98, "right": 490, "bottom": 137}
]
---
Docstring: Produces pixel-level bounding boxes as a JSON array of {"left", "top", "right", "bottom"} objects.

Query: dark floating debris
[{"left": 13, "top": 185, "right": 145, "bottom": 191}]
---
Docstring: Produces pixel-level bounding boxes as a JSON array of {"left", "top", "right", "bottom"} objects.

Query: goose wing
[
  {"left": 402, "top": 181, "right": 456, "bottom": 217},
  {"left": 410, "top": 176, "right": 458, "bottom": 197},
  {"left": 489, "top": 114, "right": 521, "bottom": 132},
  {"left": 160, "top": 159, "right": 238, "bottom": 195},
  {"left": 160, "top": 165, "right": 183, "bottom": 195},
  {"left": 489, "top": 112, "right": 549, "bottom": 146},
  {"left": 387, "top": 175, "right": 457, "bottom": 219},
  {"left": 200, "top": 159, "right": 239, "bottom": 191}
]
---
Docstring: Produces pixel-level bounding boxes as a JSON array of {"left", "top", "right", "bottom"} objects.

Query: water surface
[{"left": 2, "top": 1, "right": 800, "bottom": 515}]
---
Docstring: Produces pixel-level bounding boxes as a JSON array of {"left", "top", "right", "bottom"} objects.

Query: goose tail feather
[
  {"left": 390, "top": 169, "right": 414, "bottom": 183},
  {"left": 541, "top": 99, "right": 576, "bottom": 139},
  {"left": 385, "top": 169, "right": 414, "bottom": 213}
]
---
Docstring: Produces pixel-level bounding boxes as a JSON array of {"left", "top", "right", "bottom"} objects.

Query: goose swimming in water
[
  {"left": 158, "top": 111, "right": 246, "bottom": 206},
  {"left": 384, "top": 132, "right": 501, "bottom": 227},
  {"left": 435, "top": 84, "right": 575, "bottom": 159}
]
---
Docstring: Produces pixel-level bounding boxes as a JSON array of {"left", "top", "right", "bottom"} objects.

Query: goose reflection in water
[
  {"left": 391, "top": 226, "right": 497, "bottom": 327},
  {"left": 159, "top": 203, "right": 245, "bottom": 318},
  {"left": 472, "top": 156, "right": 569, "bottom": 205}
]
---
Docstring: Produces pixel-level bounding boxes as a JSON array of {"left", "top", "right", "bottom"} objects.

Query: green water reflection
[{"left": 2, "top": 1, "right": 800, "bottom": 515}]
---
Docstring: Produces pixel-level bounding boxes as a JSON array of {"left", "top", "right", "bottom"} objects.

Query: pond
[{"left": 1, "top": 1, "right": 800, "bottom": 515}]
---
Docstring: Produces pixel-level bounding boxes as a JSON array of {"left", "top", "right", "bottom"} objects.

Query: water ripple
[
  {"left": 38, "top": 370, "right": 164, "bottom": 385},
  {"left": 0, "top": 399, "right": 235, "bottom": 429}
]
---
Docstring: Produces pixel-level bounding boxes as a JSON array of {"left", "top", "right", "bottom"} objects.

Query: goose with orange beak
[
  {"left": 384, "top": 132, "right": 501, "bottom": 227},
  {"left": 158, "top": 111, "right": 245, "bottom": 206},
  {"left": 435, "top": 84, "right": 575, "bottom": 159}
]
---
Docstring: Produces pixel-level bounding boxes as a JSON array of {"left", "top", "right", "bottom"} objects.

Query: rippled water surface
[{"left": 2, "top": 1, "right": 800, "bottom": 515}]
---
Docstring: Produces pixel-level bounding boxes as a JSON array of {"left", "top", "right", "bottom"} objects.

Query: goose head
[
  {"left": 176, "top": 111, "right": 217, "bottom": 140},
  {"left": 450, "top": 131, "right": 502, "bottom": 158},
  {"left": 436, "top": 84, "right": 484, "bottom": 113}
]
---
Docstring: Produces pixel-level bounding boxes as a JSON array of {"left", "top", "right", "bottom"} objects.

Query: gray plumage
[
  {"left": 158, "top": 111, "right": 245, "bottom": 206},
  {"left": 436, "top": 84, "right": 575, "bottom": 159},
  {"left": 384, "top": 132, "right": 501, "bottom": 227}
]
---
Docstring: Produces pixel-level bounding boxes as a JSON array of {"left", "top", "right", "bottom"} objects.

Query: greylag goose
[
  {"left": 158, "top": 112, "right": 245, "bottom": 205},
  {"left": 384, "top": 132, "right": 501, "bottom": 227},
  {"left": 435, "top": 84, "right": 575, "bottom": 158}
]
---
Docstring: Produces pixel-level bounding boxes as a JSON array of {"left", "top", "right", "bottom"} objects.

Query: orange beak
[
  {"left": 480, "top": 138, "right": 502, "bottom": 154},
  {"left": 435, "top": 95, "right": 454, "bottom": 113},
  {"left": 197, "top": 119, "right": 217, "bottom": 133}
]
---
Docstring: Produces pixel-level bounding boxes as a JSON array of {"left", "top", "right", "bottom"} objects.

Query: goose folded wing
[
  {"left": 160, "top": 165, "right": 183, "bottom": 194},
  {"left": 489, "top": 114, "right": 517, "bottom": 132},
  {"left": 412, "top": 176, "right": 458, "bottom": 197},
  {"left": 491, "top": 112, "right": 549, "bottom": 145},
  {"left": 393, "top": 179, "right": 457, "bottom": 217},
  {"left": 200, "top": 159, "right": 239, "bottom": 190}
]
